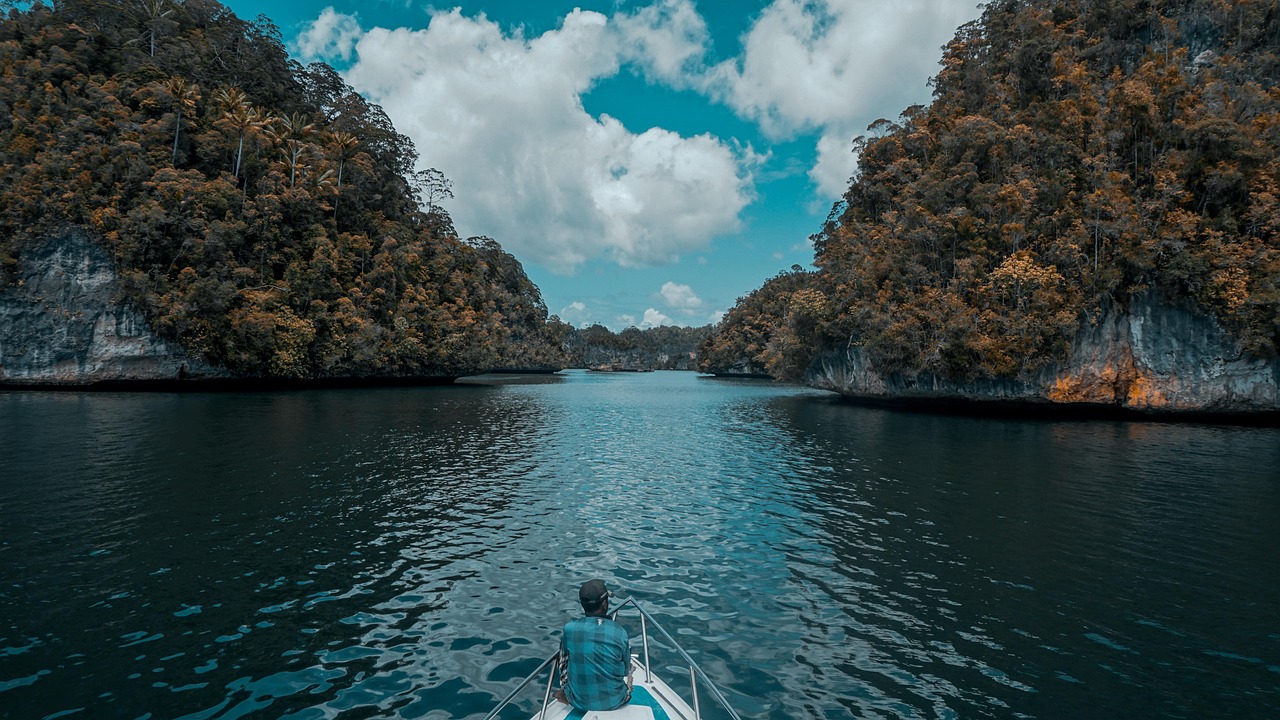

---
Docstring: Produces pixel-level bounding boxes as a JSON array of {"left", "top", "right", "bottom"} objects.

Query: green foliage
[
  {"left": 697, "top": 267, "right": 822, "bottom": 378},
  {"left": 564, "top": 323, "right": 712, "bottom": 370},
  {"left": 719, "top": 0, "right": 1280, "bottom": 382},
  {"left": 0, "top": 0, "right": 567, "bottom": 378}
]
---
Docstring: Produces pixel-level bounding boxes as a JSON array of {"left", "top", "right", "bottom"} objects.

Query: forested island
[
  {"left": 560, "top": 323, "right": 711, "bottom": 371},
  {"left": 3, "top": 0, "right": 1277, "bottom": 414},
  {"left": 0, "top": 0, "right": 566, "bottom": 385},
  {"left": 701, "top": 0, "right": 1279, "bottom": 415}
]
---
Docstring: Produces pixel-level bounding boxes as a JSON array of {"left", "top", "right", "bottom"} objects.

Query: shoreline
[
  {"left": 0, "top": 375, "right": 465, "bottom": 393},
  {"left": 4, "top": 371, "right": 1277, "bottom": 425},
  {"left": 831, "top": 392, "right": 1280, "bottom": 427}
]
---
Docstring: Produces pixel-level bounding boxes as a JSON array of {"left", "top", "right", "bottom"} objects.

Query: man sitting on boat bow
[{"left": 555, "top": 579, "right": 633, "bottom": 711}]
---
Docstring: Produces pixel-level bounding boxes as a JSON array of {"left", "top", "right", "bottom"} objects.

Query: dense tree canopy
[
  {"left": 708, "top": 0, "right": 1280, "bottom": 382},
  {"left": 565, "top": 322, "right": 711, "bottom": 370},
  {"left": 0, "top": 0, "right": 566, "bottom": 378},
  {"left": 697, "top": 267, "right": 818, "bottom": 378}
]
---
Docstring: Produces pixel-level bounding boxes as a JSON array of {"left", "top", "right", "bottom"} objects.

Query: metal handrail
[
  {"left": 483, "top": 652, "right": 558, "bottom": 720},
  {"left": 611, "top": 597, "right": 743, "bottom": 720},
  {"left": 482, "top": 596, "right": 742, "bottom": 720}
]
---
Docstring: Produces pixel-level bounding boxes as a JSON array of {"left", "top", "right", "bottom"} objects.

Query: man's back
[{"left": 561, "top": 615, "right": 631, "bottom": 711}]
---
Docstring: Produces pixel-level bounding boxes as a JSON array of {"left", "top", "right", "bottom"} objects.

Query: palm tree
[
  {"left": 280, "top": 138, "right": 310, "bottom": 188},
  {"left": 267, "top": 112, "right": 319, "bottom": 187},
  {"left": 308, "top": 167, "right": 335, "bottom": 194},
  {"left": 269, "top": 112, "right": 318, "bottom": 144},
  {"left": 132, "top": 0, "right": 174, "bottom": 57},
  {"left": 213, "top": 87, "right": 267, "bottom": 180},
  {"left": 323, "top": 130, "right": 359, "bottom": 220},
  {"left": 161, "top": 77, "right": 200, "bottom": 166}
]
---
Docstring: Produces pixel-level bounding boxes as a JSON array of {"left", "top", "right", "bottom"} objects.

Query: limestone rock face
[
  {"left": 806, "top": 294, "right": 1280, "bottom": 415},
  {"left": 0, "top": 231, "right": 229, "bottom": 385},
  {"left": 711, "top": 359, "right": 772, "bottom": 378}
]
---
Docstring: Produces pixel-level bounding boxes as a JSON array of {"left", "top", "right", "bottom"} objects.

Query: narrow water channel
[{"left": 1, "top": 371, "right": 1277, "bottom": 719}]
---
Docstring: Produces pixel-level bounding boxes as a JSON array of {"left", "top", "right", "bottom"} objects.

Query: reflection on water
[
  {"left": 767, "top": 400, "right": 1280, "bottom": 719},
  {"left": 1, "top": 372, "right": 1277, "bottom": 719}
]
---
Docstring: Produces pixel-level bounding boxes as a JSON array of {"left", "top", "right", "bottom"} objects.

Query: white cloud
[
  {"left": 615, "top": 0, "right": 710, "bottom": 84},
  {"left": 310, "top": 7, "right": 753, "bottom": 272},
  {"left": 294, "top": 7, "right": 362, "bottom": 62},
  {"left": 704, "top": 0, "right": 980, "bottom": 196},
  {"left": 292, "top": 0, "right": 981, "bottom": 271},
  {"left": 559, "top": 301, "right": 590, "bottom": 326},
  {"left": 810, "top": 130, "right": 858, "bottom": 200},
  {"left": 659, "top": 281, "right": 703, "bottom": 311},
  {"left": 711, "top": 309, "right": 726, "bottom": 324},
  {"left": 617, "top": 313, "right": 638, "bottom": 328},
  {"left": 640, "top": 308, "right": 673, "bottom": 328}
]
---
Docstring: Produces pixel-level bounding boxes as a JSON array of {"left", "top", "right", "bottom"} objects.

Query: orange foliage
[
  {"left": 0, "top": 1, "right": 568, "bottom": 378},
  {"left": 721, "top": 0, "right": 1280, "bottom": 381}
]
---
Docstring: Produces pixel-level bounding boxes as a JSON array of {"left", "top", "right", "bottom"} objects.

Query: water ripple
[{"left": 2, "top": 375, "right": 1278, "bottom": 719}]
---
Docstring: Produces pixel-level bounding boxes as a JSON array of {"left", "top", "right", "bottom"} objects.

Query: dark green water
[{"left": 1, "top": 370, "right": 1277, "bottom": 719}]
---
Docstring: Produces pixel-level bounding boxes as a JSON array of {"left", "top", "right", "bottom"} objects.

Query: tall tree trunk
[
  {"left": 334, "top": 160, "right": 344, "bottom": 221},
  {"left": 171, "top": 109, "right": 180, "bottom": 166}
]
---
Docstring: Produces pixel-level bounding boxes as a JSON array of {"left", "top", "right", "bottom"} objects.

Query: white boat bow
[{"left": 484, "top": 598, "right": 742, "bottom": 720}]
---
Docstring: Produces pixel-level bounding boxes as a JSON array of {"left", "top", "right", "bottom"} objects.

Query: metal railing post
[
  {"left": 483, "top": 652, "right": 559, "bottom": 720},
  {"left": 540, "top": 657, "right": 556, "bottom": 717},
  {"left": 689, "top": 665, "right": 701, "bottom": 719},
  {"left": 628, "top": 601, "right": 742, "bottom": 720},
  {"left": 640, "top": 611, "right": 652, "bottom": 683}
]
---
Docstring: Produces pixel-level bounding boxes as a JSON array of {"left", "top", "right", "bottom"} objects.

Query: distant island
[
  {"left": 562, "top": 324, "right": 711, "bottom": 372},
  {"left": 700, "top": 0, "right": 1280, "bottom": 416}
]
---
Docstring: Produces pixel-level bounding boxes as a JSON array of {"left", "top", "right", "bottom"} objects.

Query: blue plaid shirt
[{"left": 559, "top": 615, "right": 631, "bottom": 711}]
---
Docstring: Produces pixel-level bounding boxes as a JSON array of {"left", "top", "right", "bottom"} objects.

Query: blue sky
[{"left": 222, "top": 0, "right": 982, "bottom": 330}]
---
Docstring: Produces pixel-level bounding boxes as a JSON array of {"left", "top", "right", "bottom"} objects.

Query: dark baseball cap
[{"left": 579, "top": 579, "right": 609, "bottom": 606}]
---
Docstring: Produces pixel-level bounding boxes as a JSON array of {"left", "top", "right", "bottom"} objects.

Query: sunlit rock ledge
[
  {"left": 806, "top": 293, "right": 1280, "bottom": 420},
  {"left": 0, "top": 232, "right": 464, "bottom": 389}
]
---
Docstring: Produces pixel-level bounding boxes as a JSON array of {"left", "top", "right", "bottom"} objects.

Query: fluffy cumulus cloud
[
  {"left": 614, "top": 0, "right": 710, "bottom": 84},
  {"left": 296, "top": 6, "right": 753, "bottom": 272},
  {"left": 559, "top": 301, "right": 591, "bottom": 327},
  {"left": 705, "top": 0, "right": 980, "bottom": 195},
  {"left": 293, "top": 0, "right": 981, "bottom": 280},
  {"left": 294, "top": 7, "right": 361, "bottom": 62},
  {"left": 641, "top": 308, "right": 674, "bottom": 328},
  {"left": 659, "top": 281, "right": 703, "bottom": 313}
]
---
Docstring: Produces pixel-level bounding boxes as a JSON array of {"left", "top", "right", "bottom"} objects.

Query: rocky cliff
[
  {"left": 806, "top": 293, "right": 1280, "bottom": 417},
  {"left": 0, "top": 231, "right": 230, "bottom": 386},
  {"left": 708, "top": 360, "right": 773, "bottom": 379}
]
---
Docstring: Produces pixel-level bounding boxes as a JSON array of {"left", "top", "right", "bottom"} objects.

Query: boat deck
[
  {"left": 486, "top": 598, "right": 740, "bottom": 720},
  {"left": 533, "top": 658, "right": 695, "bottom": 720}
]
